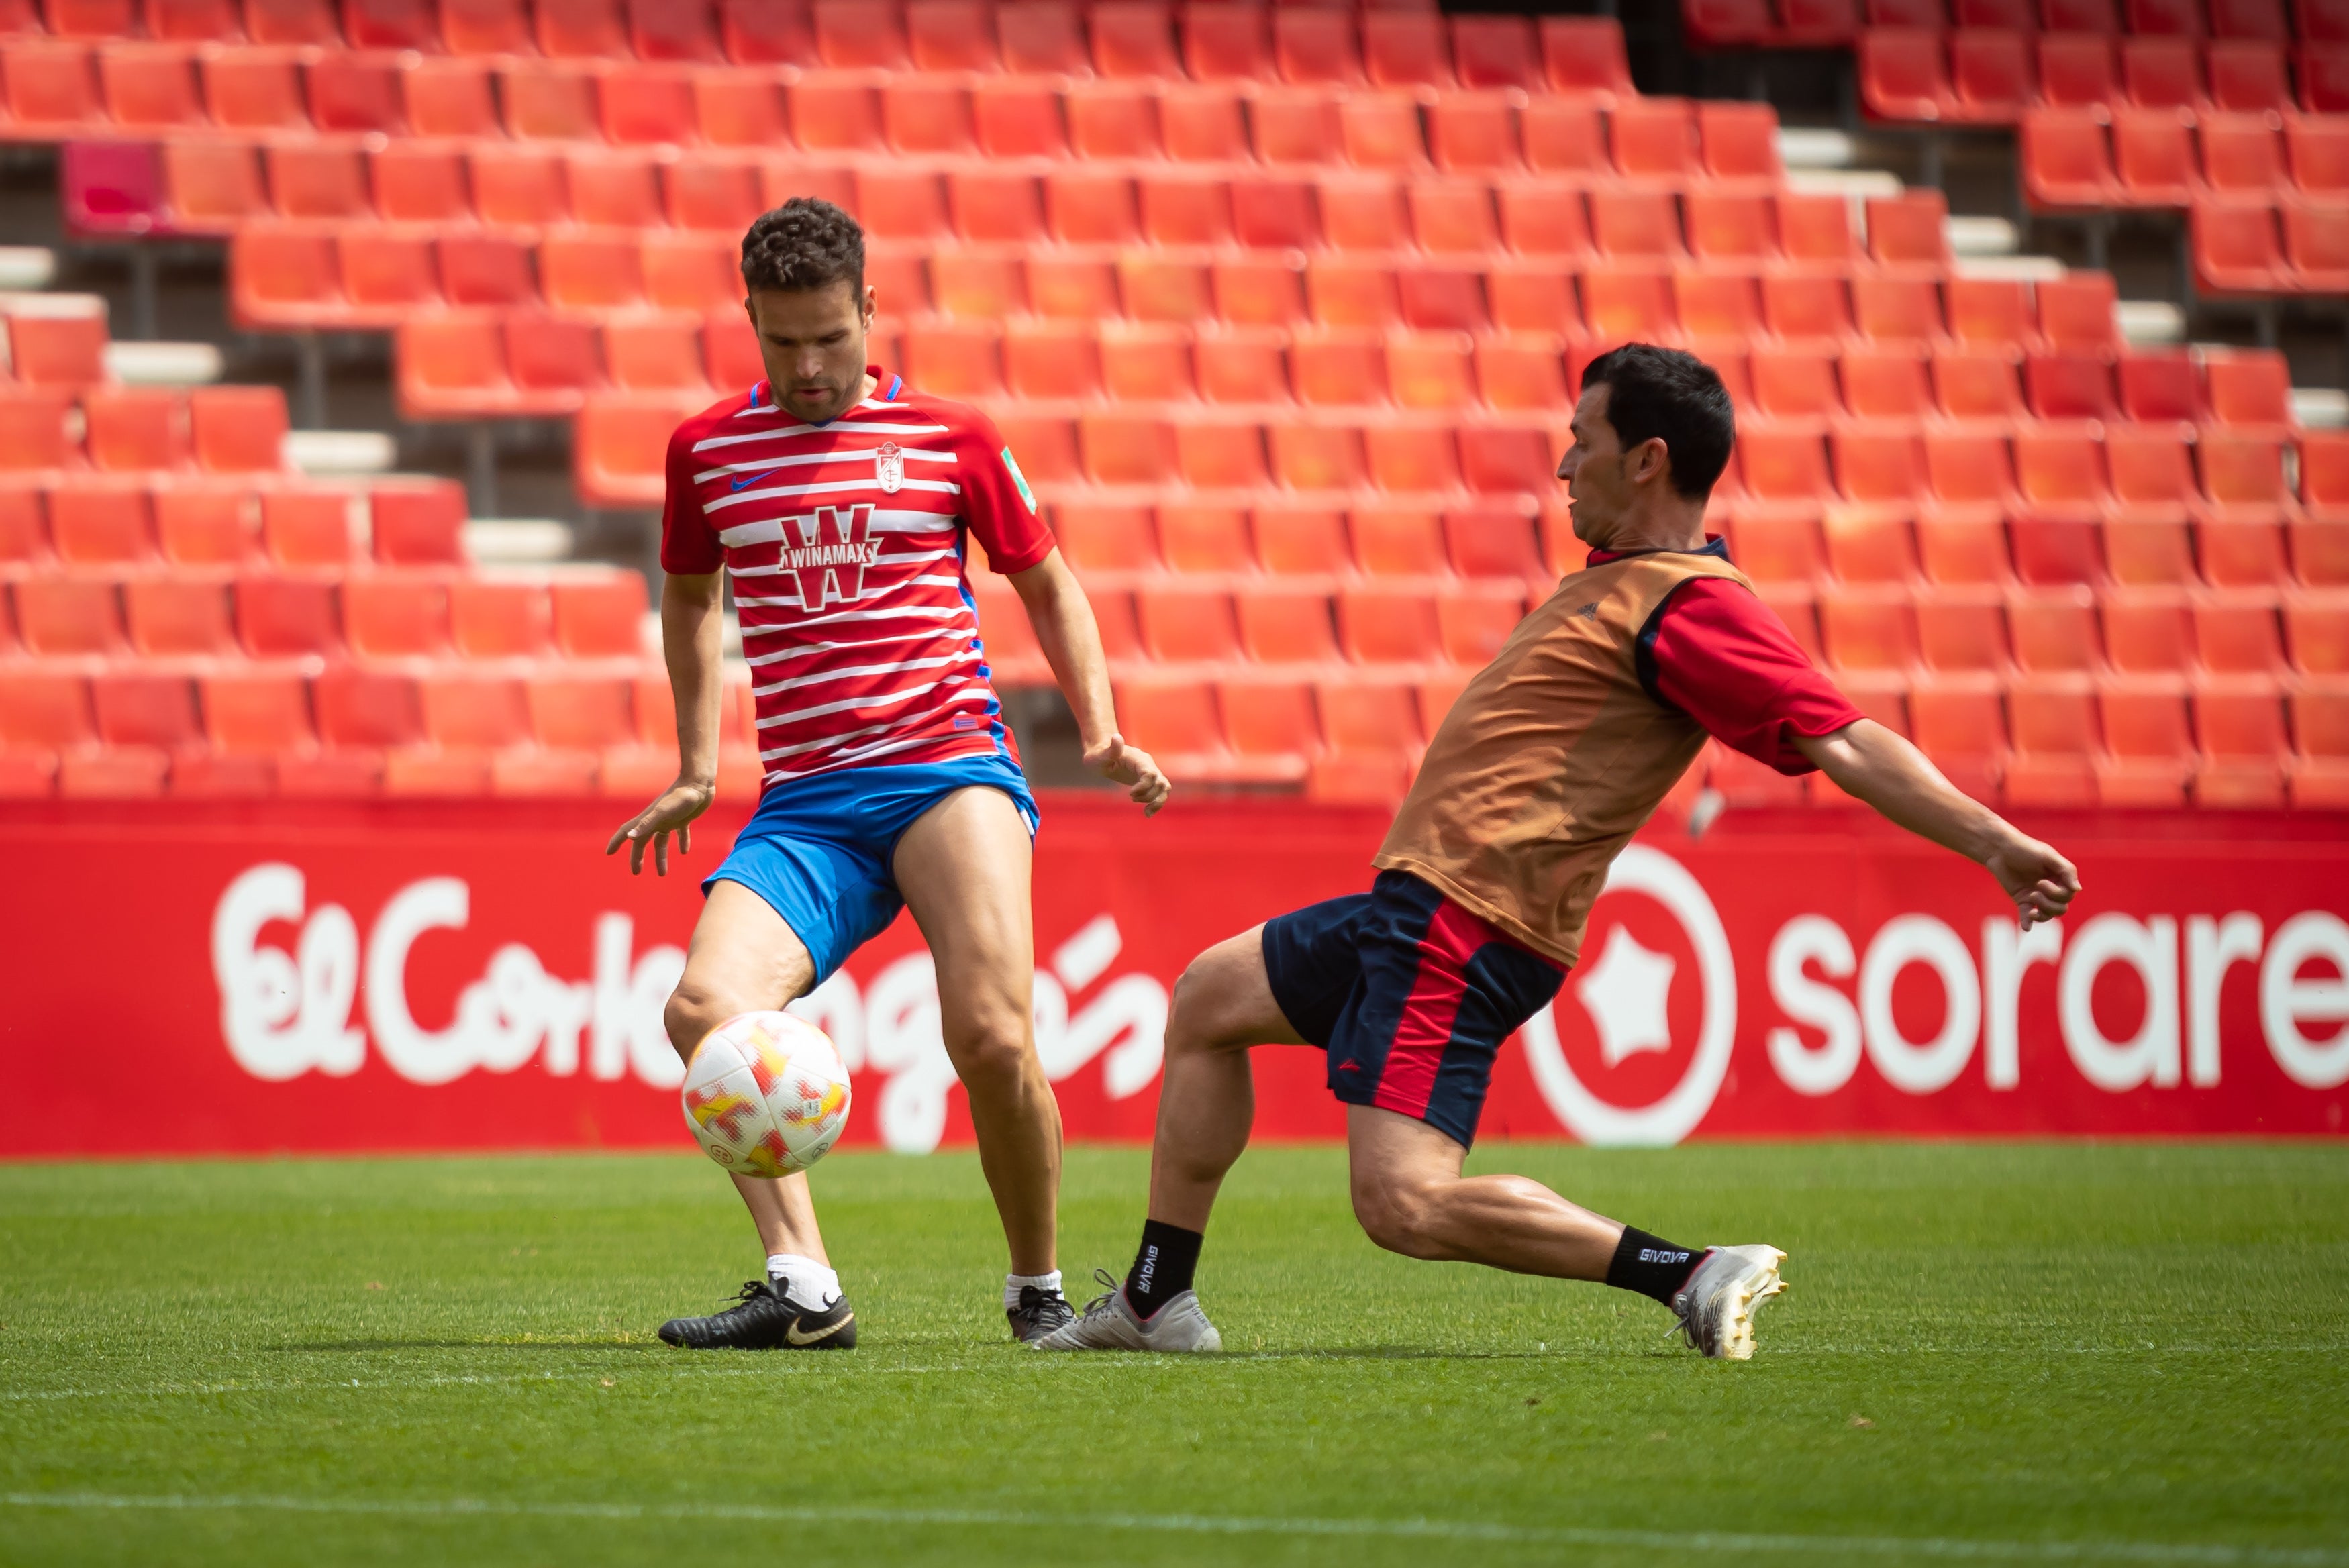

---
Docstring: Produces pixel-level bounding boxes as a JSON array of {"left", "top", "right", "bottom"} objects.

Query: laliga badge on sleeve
[{"left": 876, "top": 441, "right": 904, "bottom": 494}]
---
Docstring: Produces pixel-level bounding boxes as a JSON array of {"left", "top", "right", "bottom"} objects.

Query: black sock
[
  {"left": 1123, "top": 1219, "right": 1203, "bottom": 1320},
  {"left": 1605, "top": 1228, "right": 1707, "bottom": 1306}
]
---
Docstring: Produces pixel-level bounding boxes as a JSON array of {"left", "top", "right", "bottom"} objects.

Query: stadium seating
[{"left": 0, "top": 4, "right": 2342, "bottom": 806}]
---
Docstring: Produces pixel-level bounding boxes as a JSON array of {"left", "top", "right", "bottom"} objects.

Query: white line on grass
[{"left": 2, "top": 1490, "right": 2341, "bottom": 1566}]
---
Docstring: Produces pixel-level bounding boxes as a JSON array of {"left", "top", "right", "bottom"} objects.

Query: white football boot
[
  {"left": 1032, "top": 1269, "right": 1223, "bottom": 1353},
  {"left": 1668, "top": 1245, "right": 1787, "bottom": 1360}
]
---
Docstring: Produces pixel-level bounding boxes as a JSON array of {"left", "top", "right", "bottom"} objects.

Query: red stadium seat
[
  {"left": 1348, "top": 507, "right": 1445, "bottom": 577},
  {"left": 1251, "top": 506, "right": 1350, "bottom": 577},
  {"left": 13, "top": 575, "right": 122, "bottom": 655},
  {"left": 2121, "top": 38, "right": 2206, "bottom": 117},
  {"left": 451, "top": 578, "right": 552, "bottom": 659},
  {"left": 1217, "top": 676, "right": 1317, "bottom": 780},
  {"left": 50, "top": 480, "right": 150, "bottom": 565},
  {"left": 1067, "top": 82, "right": 1159, "bottom": 160},
  {"left": 1116, "top": 678, "right": 1230, "bottom": 777},
  {"left": 1852, "top": 277, "right": 1943, "bottom": 346},
  {"left": 393, "top": 58, "right": 491, "bottom": 137},
  {"left": 2005, "top": 678, "right": 2101, "bottom": 806},
  {"left": 344, "top": 572, "right": 449, "bottom": 658},
  {"left": 6, "top": 310, "right": 106, "bottom": 387},
  {"left": 2209, "top": 40, "right": 2295, "bottom": 111},
  {"left": 697, "top": 70, "right": 787, "bottom": 146},
  {"left": 1915, "top": 593, "right": 2009, "bottom": 674},
  {"left": 235, "top": 572, "right": 338, "bottom": 656},
  {"left": 2119, "top": 352, "right": 2203, "bottom": 424},
  {"left": 2097, "top": 686, "right": 2195, "bottom": 805},
  {"left": 1362, "top": 10, "right": 1449, "bottom": 89},
  {"left": 995, "top": 321, "right": 1096, "bottom": 403},
  {"left": 2195, "top": 594, "right": 2289, "bottom": 675},
  {"left": 99, "top": 42, "right": 202, "bottom": 129},
  {"left": 1611, "top": 99, "right": 1698, "bottom": 187},
  {"left": 2206, "top": 352, "right": 2293, "bottom": 429},
  {"left": 2202, "top": 113, "right": 2287, "bottom": 195},
  {"left": 1054, "top": 503, "right": 1157, "bottom": 574},
  {"left": 84, "top": 387, "right": 186, "bottom": 472},
  {"left": 1841, "top": 348, "right": 1932, "bottom": 424},
  {"left": 2114, "top": 109, "right": 2198, "bottom": 205},
  {"left": 262, "top": 488, "right": 356, "bottom": 568},
  {"left": 1154, "top": 504, "right": 1250, "bottom": 574},
  {"left": 1235, "top": 582, "right": 1341, "bottom": 663},
  {"left": 1859, "top": 28, "right": 1950, "bottom": 125},
  {"left": 189, "top": 386, "right": 287, "bottom": 474},
  {"left": 2023, "top": 111, "right": 2121, "bottom": 209},
  {"left": 2037, "top": 35, "right": 2119, "bottom": 114},
  {"left": 1136, "top": 584, "right": 1243, "bottom": 665},
  {"left": 156, "top": 485, "right": 258, "bottom": 566}
]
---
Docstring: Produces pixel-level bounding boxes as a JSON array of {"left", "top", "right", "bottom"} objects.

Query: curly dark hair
[
  {"left": 1579, "top": 343, "right": 1736, "bottom": 501},
  {"left": 740, "top": 197, "right": 864, "bottom": 296}
]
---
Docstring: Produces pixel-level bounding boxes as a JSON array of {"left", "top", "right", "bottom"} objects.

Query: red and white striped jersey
[{"left": 659, "top": 369, "right": 1055, "bottom": 786}]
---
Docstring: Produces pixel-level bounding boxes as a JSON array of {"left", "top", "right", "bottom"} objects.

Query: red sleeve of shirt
[
  {"left": 656, "top": 406, "right": 724, "bottom": 577},
  {"left": 947, "top": 403, "right": 1056, "bottom": 576},
  {"left": 1644, "top": 578, "right": 1866, "bottom": 775}
]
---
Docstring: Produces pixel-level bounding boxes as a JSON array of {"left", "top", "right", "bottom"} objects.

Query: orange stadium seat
[
  {"left": 1217, "top": 676, "right": 1316, "bottom": 781},
  {"left": 452, "top": 578, "right": 553, "bottom": 658},
  {"left": 344, "top": 572, "right": 450, "bottom": 658},
  {"left": 189, "top": 386, "right": 287, "bottom": 474},
  {"left": 1136, "top": 583, "right": 1243, "bottom": 665},
  {"left": 1116, "top": 678, "right": 1230, "bottom": 778}
]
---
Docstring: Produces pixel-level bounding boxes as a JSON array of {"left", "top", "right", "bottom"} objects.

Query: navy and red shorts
[{"left": 1260, "top": 870, "right": 1566, "bottom": 1149}]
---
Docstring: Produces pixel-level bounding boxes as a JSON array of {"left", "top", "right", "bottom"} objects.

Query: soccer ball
[{"left": 680, "top": 1012, "right": 852, "bottom": 1178}]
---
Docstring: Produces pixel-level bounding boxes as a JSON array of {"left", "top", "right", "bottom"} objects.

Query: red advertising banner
[{"left": 1, "top": 796, "right": 2344, "bottom": 1159}]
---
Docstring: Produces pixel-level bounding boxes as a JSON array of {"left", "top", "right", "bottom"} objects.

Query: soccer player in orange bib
[
  {"left": 608, "top": 199, "right": 1168, "bottom": 1351},
  {"left": 1038, "top": 345, "right": 2080, "bottom": 1360}
]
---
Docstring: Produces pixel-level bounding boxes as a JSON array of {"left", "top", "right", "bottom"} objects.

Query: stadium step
[
  {"left": 466, "top": 519, "right": 578, "bottom": 564},
  {"left": 285, "top": 430, "right": 397, "bottom": 476},
  {"left": 102, "top": 341, "right": 222, "bottom": 386},
  {"left": 0, "top": 246, "right": 56, "bottom": 290}
]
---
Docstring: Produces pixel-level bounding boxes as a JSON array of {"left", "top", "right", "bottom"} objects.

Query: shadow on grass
[{"left": 272, "top": 1340, "right": 670, "bottom": 1353}]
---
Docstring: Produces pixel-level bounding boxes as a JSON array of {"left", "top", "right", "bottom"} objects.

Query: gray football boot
[
  {"left": 1668, "top": 1244, "right": 1787, "bottom": 1360},
  {"left": 1032, "top": 1269, "right": 1223, "bottom": 1353}
]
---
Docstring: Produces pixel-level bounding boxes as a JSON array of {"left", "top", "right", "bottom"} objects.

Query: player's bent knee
[
  {"left": 1350, "top": 1171, "right": 1450, "bottom": 1261},
  {"left": 1166, "top": 931, "right": 1269, "bottom": 1055},
  {"left": 662, "top": 982, "right": 732, "bottom": 1063}
]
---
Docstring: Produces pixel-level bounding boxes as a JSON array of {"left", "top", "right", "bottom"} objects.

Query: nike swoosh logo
[
  {"left": 730, "top": 468, "right": 783, "bottom": 492},
  {"left": 785, "top": 1314, "right": 852, "bottom": 1346}
]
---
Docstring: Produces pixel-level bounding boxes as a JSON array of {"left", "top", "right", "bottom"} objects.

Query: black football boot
[{"left": 658, "top": 1278, "right": 857, "bottom": 1350}]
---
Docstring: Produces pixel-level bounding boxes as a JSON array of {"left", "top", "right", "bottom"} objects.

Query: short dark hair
[
  {"left": 1579, "top": 344, "right": 1736, "bottom": 501},
  {"left": 741, "top": 197, "right": 864, "bottom": 296}
]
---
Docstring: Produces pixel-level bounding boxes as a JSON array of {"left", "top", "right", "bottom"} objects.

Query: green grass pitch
[{"left": 3, "top": 1141, "right": 2346, "bottom": 1567}]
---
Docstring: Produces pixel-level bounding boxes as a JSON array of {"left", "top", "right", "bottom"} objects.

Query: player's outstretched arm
[
  {"left": 1794, "top": 719, "right": 2081, "bottom": 930},
  {"left": 605, "top": 569, "right": 727, "bottom": 875},
  {"left": 1009, "top": 549, "right": 1171, "bottom": 817}
]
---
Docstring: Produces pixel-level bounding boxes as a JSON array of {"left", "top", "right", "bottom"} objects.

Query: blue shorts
[
  {"left": 705, "top": 753, "right": 1039, "bottom": 984},
  {"left": 1262, "top": 870, "right": 1566, "bottom": 1149}
]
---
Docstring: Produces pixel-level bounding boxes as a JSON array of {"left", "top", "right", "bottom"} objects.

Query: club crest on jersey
[
  {"left": 783, "top": 503, "right": 880, "bottom": 609},
  {"left": 875, "top": 441, "right": 904, "bottom": 494}
]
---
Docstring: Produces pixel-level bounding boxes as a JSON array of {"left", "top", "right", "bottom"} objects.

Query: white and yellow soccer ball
[{"left": 680, "top": 1012, "right": 852, "bottom": 1178}]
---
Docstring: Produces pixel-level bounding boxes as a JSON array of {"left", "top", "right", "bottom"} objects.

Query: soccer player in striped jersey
[{"left": 609, "top": 199, "right": 1170, "bottom": 1351}]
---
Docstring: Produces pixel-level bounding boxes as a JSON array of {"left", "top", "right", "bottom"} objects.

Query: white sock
[
  {"left": 767, "top": 1253, "right": 842, "bottom": 1308},
  {"left": 1004, "top": 1270, "right": 1063, "bottom": 1310}
]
